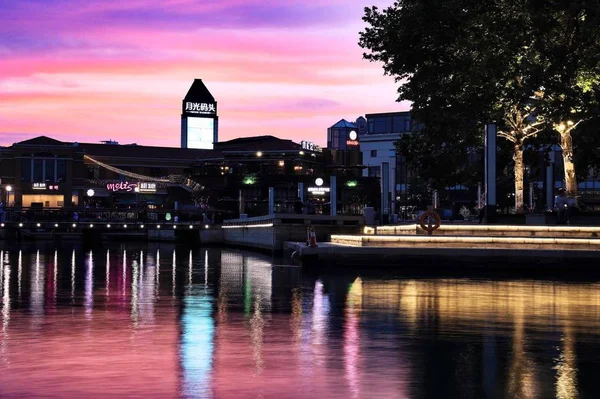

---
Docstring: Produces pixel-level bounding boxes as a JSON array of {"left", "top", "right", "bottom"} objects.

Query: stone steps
[
  {"left": 365, "top": 224, "right": 600, "bottom": 239},
  {"left": 331, "top": 234, "right": 600, "bottom": 251}
]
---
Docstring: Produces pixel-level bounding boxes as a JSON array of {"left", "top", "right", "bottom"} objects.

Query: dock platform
[{"left": 284, "top": 235, "right": 600, "bottom": 268}]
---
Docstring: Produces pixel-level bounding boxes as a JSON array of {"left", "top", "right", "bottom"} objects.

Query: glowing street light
[
  {"left": 87, "top": 189, "right": 95, "bottom": 197},
  {"left": 5, "top": 185, "right": 12, "bottom": 206}
]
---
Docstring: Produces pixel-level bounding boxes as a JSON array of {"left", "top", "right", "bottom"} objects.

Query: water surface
[{"left": 0, "top": 243, "right": 599, "bottom": 398}]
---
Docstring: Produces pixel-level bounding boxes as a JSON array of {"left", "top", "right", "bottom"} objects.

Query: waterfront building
[
  {"left": 327, "top": 119, "right": 360, "bottom": 151},
  {"left": 0, "top": 135, "right": 379, "bottom": 217},
  {"left": 358, "top": 111, "right": 414, "bottom": 221},
  {"left": 326, "top": 119, "right": 363, "bottom": 179},
  {"left": 0, "top": 136, "right": 217, "bottom": 209},
  {"left": 181, "top": 79, "right": 219, "bottom": 150}
]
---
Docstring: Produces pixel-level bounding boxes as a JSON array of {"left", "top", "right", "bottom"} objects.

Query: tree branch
[
  {"left": 522, "top": 127, "right": 542, "bottom": 140},
  {"left": 498, "top": 130, "right": 518, "bottom": 143}
]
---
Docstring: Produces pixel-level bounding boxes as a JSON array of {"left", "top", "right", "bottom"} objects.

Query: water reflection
[
  {"left": 1, "top": 251, "right": 10, "bottom": 365},
  {"left": 0, "top": 245, "right": 599, "bottom": 398},
  {"left": 344, "top": 277, "right": 362, "bottom": 399}
]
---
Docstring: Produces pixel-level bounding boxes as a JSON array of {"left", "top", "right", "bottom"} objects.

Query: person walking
[{"left": 554, "top": 188, "right": 567, "bottom": 224}]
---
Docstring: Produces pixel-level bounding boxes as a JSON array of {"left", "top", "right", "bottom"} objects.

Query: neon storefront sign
[
  {"left": 308, "top": 187, "right": 331, "bottom": 195},
  {"left": 106, "top": 182, "right": 137, "bottom": 192},
  {"left": 105, "top": 181, "right": 158, "bottom": 193}
]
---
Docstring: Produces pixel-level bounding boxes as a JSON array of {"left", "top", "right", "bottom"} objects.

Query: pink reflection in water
[{"left": 0, "top": 309, "right": 180, "bottom": 397}]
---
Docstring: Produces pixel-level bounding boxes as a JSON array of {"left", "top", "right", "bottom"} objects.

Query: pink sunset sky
[{"left": 0, "top": 0, "right": 408, "bottom": 147}]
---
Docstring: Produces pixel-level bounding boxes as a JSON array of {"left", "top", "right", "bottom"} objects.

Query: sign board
[
  {"left": 105, "top": 181, "right": 159, "bottom": 193},
  {"left": 138, "top": 182, "right": 157, "bottom": 193},
  {"left": 106, "top": 181, "right": 137, "bottom": 192},
  {"left": 184, "top": 102, "right": 216, "bottom": 115},
  {"left": 301, "top": 141, "right": 323, "bottom": 153},
  {"left": 307, "top": 186, "right": 331, "bottom": 196},
  {"left": 33, "top": 183, "right": 60, "bottom": 190},
  {"left": 346, "top": 130, "right": 359, "bottom": 146}
]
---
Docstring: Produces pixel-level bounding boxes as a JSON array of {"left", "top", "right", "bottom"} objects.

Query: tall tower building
[{"left": 181, "top": 79, "right": 219, "bottom": 149}]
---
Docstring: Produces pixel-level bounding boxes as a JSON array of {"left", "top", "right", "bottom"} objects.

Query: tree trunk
[
  {"left": 560, "top": 130, "right": 578, "bottom": 197},
  {"left": 513, "top": 142, "right": 524, "bottom": 213}
]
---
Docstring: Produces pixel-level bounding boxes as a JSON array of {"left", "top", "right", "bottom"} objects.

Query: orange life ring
[{"left": 419, "top": 210, "right": 441, "bottom": 234}]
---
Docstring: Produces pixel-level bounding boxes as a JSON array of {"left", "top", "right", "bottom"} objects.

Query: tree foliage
[{"left": 360, "top": 0, "right": 600, "bottom": 208}]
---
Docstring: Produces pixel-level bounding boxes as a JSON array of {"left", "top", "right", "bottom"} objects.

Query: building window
[
  {"left": 370, "top": 150, "right": 377, "bottom": 157},
  {"left": 57, "top": 160, "right": 66, "bottom": 182},
  {"left": 21, "top": 159, "right": 32, "bottom": 182},
  {"left": 45, "top": 160, "right": 55, "bottom": 182},
  {"left": 33, "top": 159, "right": 43, "bottom": 182},
  {"left": 373, "top": 119, "right": 387, "bottom": 134},
  {"left": 368, "top": 166, "right": 381, "bottom": 178},
  {"left": 393, "top": 116, "right": 411, "bottom": 132}
]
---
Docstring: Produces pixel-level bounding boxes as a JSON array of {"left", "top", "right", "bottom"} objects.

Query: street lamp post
[{"left": 5, "top": 185, "right": 12, "bottom": 207}]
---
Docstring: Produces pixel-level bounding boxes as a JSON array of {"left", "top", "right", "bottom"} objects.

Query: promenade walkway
[{"left": 285, "top": 223, "right": 600, "bottom": 267}]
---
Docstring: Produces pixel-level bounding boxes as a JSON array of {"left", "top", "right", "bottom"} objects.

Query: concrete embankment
[
  {"left": 285, "top": 224, "right": 600, "bottom": 268},
  {"left": 222, "top": 214, "right": 363, "bottom": 253}
]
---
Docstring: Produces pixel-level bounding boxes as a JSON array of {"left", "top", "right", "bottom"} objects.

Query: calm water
[{"left": 0, "top": 243, "right": 599, "bottom": 398}]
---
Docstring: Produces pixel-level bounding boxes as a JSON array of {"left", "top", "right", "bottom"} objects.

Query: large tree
[
  {"left": 530, "top": 0, "right": 600, "bottom": 198},
  {"left": 360, "top": 0, "right": 600, "bottom": 211}
]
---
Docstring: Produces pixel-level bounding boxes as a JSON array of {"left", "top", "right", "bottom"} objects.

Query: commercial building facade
[
  {"left": 0, "top": 135, "right": 378, "bottom": 217},
  {"left": 359, "top": 112, "right": 414, "bottom": 219}
]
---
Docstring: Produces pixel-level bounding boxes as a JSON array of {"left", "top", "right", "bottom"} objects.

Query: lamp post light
[{"left": 5, "top": 185, "right": 12, "bottom": 207}]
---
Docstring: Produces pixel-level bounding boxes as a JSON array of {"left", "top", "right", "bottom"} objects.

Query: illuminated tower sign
[{"left": 181, "top": 79, "right": 218, "bottom": 149}]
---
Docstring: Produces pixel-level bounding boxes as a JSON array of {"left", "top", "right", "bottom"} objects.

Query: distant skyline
[{"left": 0, "top": 0, "right": 408, "bottom": 147}]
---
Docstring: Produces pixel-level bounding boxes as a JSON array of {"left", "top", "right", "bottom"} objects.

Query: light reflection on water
[{"left": 0, "top": 244, "right": 599, "bottom": 398}]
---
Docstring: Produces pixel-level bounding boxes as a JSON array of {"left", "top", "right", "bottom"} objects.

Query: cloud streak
[{"left": 0, "top": 0, "right": 405, "bottom": 146}]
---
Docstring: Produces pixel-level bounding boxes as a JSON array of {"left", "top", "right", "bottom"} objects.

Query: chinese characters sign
[
  {"left": 32, "top": 183, "right": 60, "bottom": 190},
  {"left": 185, "top": 102, "right": 216, "bottom": 115},
  {"left": 138, "top": 182, "right": 157, "bottom": 193}
]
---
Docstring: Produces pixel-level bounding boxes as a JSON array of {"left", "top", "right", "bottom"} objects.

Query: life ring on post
[{"left": 419, "top": 209, "right": 441, "bottom": 235}]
